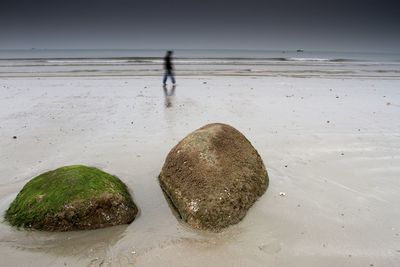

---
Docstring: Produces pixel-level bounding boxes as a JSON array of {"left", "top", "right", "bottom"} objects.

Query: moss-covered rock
[
  {"left": 159, "top": 123, "right": 268, "bottom": 231},
  {"left": 5, "top": 165, "right": 138, "bottom": 231}
]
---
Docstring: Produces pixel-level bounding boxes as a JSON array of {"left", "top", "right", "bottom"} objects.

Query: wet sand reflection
[{"left": 163, "top": 84, "right": 176, "bottom": 108}]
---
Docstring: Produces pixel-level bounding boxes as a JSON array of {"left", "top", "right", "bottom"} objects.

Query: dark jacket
[{"left": 164, "top": 55, "right": 173, "bottom": 71}]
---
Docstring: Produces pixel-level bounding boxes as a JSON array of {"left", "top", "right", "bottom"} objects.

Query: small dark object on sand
[{"left": 13, "top": 136, "right": 17, "bottom": 139}]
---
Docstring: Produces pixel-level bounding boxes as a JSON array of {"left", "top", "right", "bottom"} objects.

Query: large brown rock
[{"left": 159, "top": 123, "right": 268, "bottom": 231}]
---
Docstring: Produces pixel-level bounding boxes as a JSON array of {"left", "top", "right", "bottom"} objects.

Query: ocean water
[
  {"left": 0, "top": 49, "right": 399, "bottom": 78},
  {"left": 0, "top": 49, "right": 399, "bottom": 62}
]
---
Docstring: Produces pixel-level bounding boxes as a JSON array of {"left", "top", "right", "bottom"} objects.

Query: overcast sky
[{"left": 1, "top": 0, "right": 399, "bottom": 52}]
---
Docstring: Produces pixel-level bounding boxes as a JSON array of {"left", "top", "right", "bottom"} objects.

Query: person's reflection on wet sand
[{"left": 163, "top": 84, "right": 176, "bottom": 108}]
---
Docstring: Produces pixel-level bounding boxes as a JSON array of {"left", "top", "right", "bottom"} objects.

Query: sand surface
[{"left": 0, "top": 72, "right": 400, "bottom": 266}]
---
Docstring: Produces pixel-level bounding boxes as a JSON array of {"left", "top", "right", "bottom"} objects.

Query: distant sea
[
  {"left": 0, "top": 49, "right": 399, "bottom": 63},
  {"left": 1, "top": 49, "right": 399, "bottom": 78}
]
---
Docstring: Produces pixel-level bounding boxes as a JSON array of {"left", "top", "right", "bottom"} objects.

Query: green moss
[{"left": 5, "top": 165, "right": 136, "bottom": 230}]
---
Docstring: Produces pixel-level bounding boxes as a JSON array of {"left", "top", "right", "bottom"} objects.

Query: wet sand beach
[{"left": 1, "top": 57, "right": 400, "bottom": 266}]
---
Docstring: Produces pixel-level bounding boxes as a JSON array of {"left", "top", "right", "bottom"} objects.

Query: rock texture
[
  {"left": 5, "top": 165, "right": 138, "bottom": 231},
  {"left": 159, "top": 123, "right": 268, "bottom": 231}
]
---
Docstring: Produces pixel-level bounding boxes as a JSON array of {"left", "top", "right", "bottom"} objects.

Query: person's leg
[
  {"left": 171, "top": 71, "right": 176, "bottom": 84},
  {"left": 163, "top": 72, "right": 168, "bottom": 85}
]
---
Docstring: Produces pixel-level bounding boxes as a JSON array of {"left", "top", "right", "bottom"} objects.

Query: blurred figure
[
  {"left": 163, "top": 84, "right": 176, "bottom": 108},
  {"left": 163, "top": 50, "right": 176, "bottom": 85}
]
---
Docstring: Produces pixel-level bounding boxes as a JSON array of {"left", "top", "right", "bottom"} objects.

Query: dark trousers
[{"left": 163, "top": 70, "right": 176, "bottom": 84}]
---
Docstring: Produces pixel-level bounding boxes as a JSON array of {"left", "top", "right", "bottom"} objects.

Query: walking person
[{"left": 163, "top": 51, "right": 176, "bottom": 85}]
